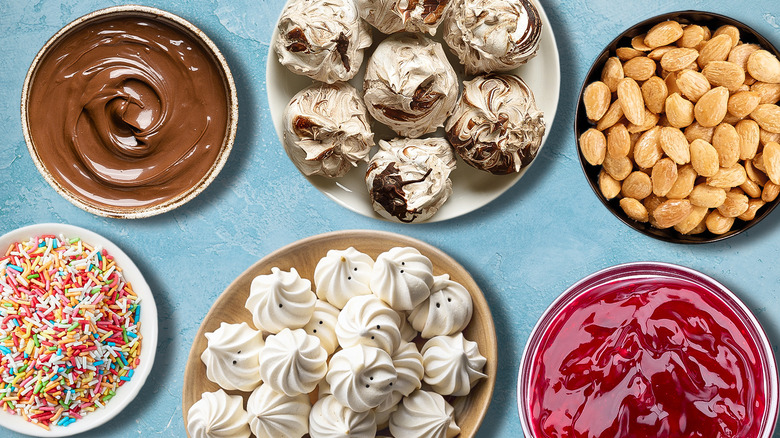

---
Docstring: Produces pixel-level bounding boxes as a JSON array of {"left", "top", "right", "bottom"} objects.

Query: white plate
[
  {"left": 266, "top": 0, "right": 561, "bottom": 222},
  {"left": 0, "top": 223, "right": 158, "bottom": 437}
]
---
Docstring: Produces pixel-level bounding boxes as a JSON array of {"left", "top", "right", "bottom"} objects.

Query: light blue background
[{"left": 2, "top": 0, "right": 780, "bottom": 436}]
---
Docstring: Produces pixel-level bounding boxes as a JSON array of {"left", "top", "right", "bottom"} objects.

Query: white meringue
[
  {"left": 309, "top": 395, "right": 378, "bottom": 438},
  {"left": 396, "top": 310, "right": 419, "bottom": 342},
  {"left": 366, "top": 137, "right": 457, "bottom": 223},
  {"left": 373, "top": 399, "right": 398, "bottom": 430},
  {"left": 443, "top": 0, "right": 542, "bottom": 74},
  {"left": 313, "top": 247, "right": 374, "bottom": 309},
  {"left": 421, "top": 333, "right": 486, "bottom": 396},
  {"left": 336, "top": 294, "right": 402, "bottom": 353},
  {"left": 327, "top": 344, "right": 398, "bottom": 412},
  {"left": 259, "top": 328, "right": 328, "bottom": 396},
  {"left": 187, "top": 389, "right": 251, "bottom": 438},
  {"left": 370, "top": 246, "right": 434, "bottom": 311},
  {"left": 246, "top": 267, "right": 316, "bottom": 334},
  {"left": 304, "top": 299, "right": 341, "bottom": 355},
  {"left": 388, "top": 389, "right": 460, "bottom": 438},
  {"left": 409, "top": 274, "right": 473, "bottom": 338},
  {"left": 357, "top": 0, "right": 453, "bottom": 35},
  {"left": 363, "top": 33, "right": 458, "bottom": 138},
  {"left": 275, "top": 0, "right": 372, "bottom": 83},
  {"left": 445, "top": 74, "right": 545, "bottom": 174},
  {"left": 200, "top": 322, "right": 264, "bottom": 391},
  {"left": 247, "top": 384, "right": 311, "bottom": 438},
  {"left": 375, "top": 340, "right": 424, "bottom": 415},
  {"left": 283, "top": 82, "right": 374, "bottom": 178}
]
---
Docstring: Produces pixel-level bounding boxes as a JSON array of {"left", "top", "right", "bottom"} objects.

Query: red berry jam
[{"left": 523, "top": 266, "right": 776, "bottom": 438}]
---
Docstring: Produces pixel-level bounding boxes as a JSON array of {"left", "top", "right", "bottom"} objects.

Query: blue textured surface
[{"left": 1, "top": 0, "right": 780, "bottom": 437}]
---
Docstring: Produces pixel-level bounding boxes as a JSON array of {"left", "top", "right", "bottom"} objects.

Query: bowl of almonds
[{"left": 576, "top": 11, "right": 780, "bottom": 243}]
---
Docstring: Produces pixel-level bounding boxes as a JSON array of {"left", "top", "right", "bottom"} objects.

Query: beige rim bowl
[{"left": 20, "top": 5, "right": 238, "bottom": 219}]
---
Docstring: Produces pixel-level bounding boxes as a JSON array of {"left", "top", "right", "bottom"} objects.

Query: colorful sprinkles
[{"left": 0, "top": 235, "right": 141, "bottom": 429}]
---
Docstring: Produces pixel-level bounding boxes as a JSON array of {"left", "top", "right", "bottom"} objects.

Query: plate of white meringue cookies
[
  {"left": 182, "top": 230, "right": 497, "bottom": 438},
  {"left": 266, "top": 0, "right": 561, "bottom": 223}
]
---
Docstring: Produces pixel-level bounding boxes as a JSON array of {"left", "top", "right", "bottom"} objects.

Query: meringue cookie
[
  {"left": 259, "top": 328, "right": 328, "bottom": 396},
  {"left": 389, "top": 389, "right": 460, "bottom": 438},
  {"left": 304, "top": 300, "right": 340, "bottom": 355},
  {"left": 309, "top": 395, "right": 378, "bottom": 438},
  {"left": 370, "top": 246, "right": 434, "bottom": 310},
  {"left": 357, "top": 0, "right": 453, "bottom": 35},
  {"left": 445, "top": 74, "right": 545, "bottom": 174},
  {"left": 409, "top": 274, "right": 473, "bottom": 337},
  {"left": 246, "top": 384, "right": 311, "bottom": 438},
  {"left": 275, "top": 0, "right": 372, "bottom": 83},
  {"left": 314, "top": 247, "right": 374, "bottom": 309},
  {"left": 373, "top": 399, "right": 398, "bottom": 430},
  {"left": 187, "top": 389, "right": 251, "bottom": 438},
  {"left": 375, "top": 340, "right": 424, "bottom": 414},
  {"left": 443, "top": 0, "right": 542, "bottom": 74},
  {"left": 327, "top": 344, "right": 398, "bottom": 412},
  {"left": 421, "top": 333, "right": 486, "bottom": 396},
  {"left": 200, "top": 322, "right": 264, "bottom": 391},
  {"left": 283, "top": 82, "right": 374, "bottom": 178},
  {"left": 363, "top": 33, "right": 458, "bottom": 138},
  {"left": 246, "top": 267, "right": 316, "bottom": 334},
  {"left": 337, "top": 294, "right": 402, "bottom": 353},
  {"left": 396, "top": 310, "right": 419, "bottom": 342},
  {"left": 366, "top": 138, "right": 457, "bottom": 223}
]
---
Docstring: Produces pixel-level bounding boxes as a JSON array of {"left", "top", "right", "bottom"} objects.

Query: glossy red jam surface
[{"left": 529, "top": 276, "right": 767, "bottom": 438}]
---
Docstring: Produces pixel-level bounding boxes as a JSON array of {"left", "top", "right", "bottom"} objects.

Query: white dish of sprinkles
[{"left": 0, "top": 223, "right": 157, "bottom": 437}]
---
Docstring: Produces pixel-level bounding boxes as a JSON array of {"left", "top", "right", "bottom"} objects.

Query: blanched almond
[
  {"left": 679, "top": 25, "right": 705, "bottom": 49},
  {"left": 761, "top": 129, "right": 780, "bottom": 146},
  {"left": 763, "top": 141, "right": 780, "bottom": 184},
  {"left": 665, "top": 71, "right": 682, "bottom": 96},
  {"left": 674, "top": 205, "right": 709, "bottom": 234},
  {"left": 751, "top": 82, "right": 780, "bottom": 104},
  {"left": 684, "top": 122, "right": 715, "bottom": 143},
  {"left": 665, "top": 93, "right": 695, "bottom": 128},
  {"left": 712, "top": 123, "right": 741, "bottom": 167},
  {"left": 746, "top": 159, "right": 769, "bottom": 185},
  {"left": 626, "top": 109, "right": 660, "bottom": 133},
  {"left": 645, "top": 21, "right": 684, "bottom": 49},
  {"left": 740, "top": 178, "right": 762, "bottom": 198},
  {"left": 602, "top": 57, "right": 624, "bottom": 92},
  {"left": 705, "top": 210, "right": 735, "bottom": 234},
  {"left": 753, "top": 152, "right": 766, "bottom": 172},
  {"left": 596, "top": 100, "right": 624, "bottom": 131},
  {"left": 607, "top": 124, "right": 631, "bottom": 158},
  {"left": 599, "top": 170, "right": 621, "bottom": 199},
  {"left": 642, "top": 76, "right": 668, "bottom": 114},
  {"left": 694, "top": 86, "right": 729, "bottom": 127},
  {"left": 633, "top": 126, "right": 664, "bottom": 168},
  {"left": 728, "top": 91, "right": 761, "bottom": 118},
  {"left": 659, "top": 126, "right": 691, "bottom": 164},
  {"left": 652, "top": 157, "right": 678, "bottom": 196},
  {"left": 751, "top": 104, "right": 780, "bottom": 133},
  {"left": 617, "top": 78, "right": 645, "bottom": 126},
  {"left": 621, "top": 171, "right": 653, "bottom": 200},
  {"left": 702, "top": 60, "right": 745, "bottom": 92},
  {"left": 690, "top": 138, "right": 720, "bottom": 177},
  {"left": 632, "top": 35, "right": 652, "bottom": 51},
  {"left": 717, "top": 190, "right": 749, "bottom": 217},
  {"left": 762, "top": 181, "right": 780, "bottom": 202},
  {"left": 747, "top": 50, "right": 780, "bottom": 84},
  {"left": 583, "top": 81, "right": 611, "bottom": 122},
  {"left": 666, "top": 164, "right": 697, "bottom": 199},
  {"left": 737, "top": 198, "right": 766, "bottom": 221},
  {"left": 676, "top": 70, "right": 711, "bottom": 102},
  {"left": 617, "top": 46, "right": 643, "bottom": 61},
  {"left": 603, "top": 154, "right": 632, "bottom": 181},
  {"left": 579, "top": 128, "right": 607, "bottom": 165},
  {"left": 623, "top": 57, "right": 657, "bottom": 81},
  {"left": 649, "top": 46, "right": 676, "bottom": 61},
  {"left": 698, "top": 34, "right": 732, "bottom": 67},
  {"left": 713, "top": 25, "right": 740, "bottom": 48},
  {"left": 728, "top": 43, "right": 760, "bottom": 71},
  {"left": 653, "top": 199, "right": 692, "bottom": 228},
  {"left": 735, "top": 119, "right": 760, "bottom": 160},
  {"left": 620, "top": 198, "right": 649, "bottom": 222},
  {"left": 707, "top": 164, "right": 747, "bottom": 188},
  {"left": 690, "top": 183, "right": 727, "bottom": 207},
  {"left": 660, "top": 48, "right": 699, "bottom": 71}
]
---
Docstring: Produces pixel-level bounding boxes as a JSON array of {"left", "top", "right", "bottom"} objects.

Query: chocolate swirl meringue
[
  {"left": 200, "top": 322, "right": 264, "bottom": 391},
  {"left": 246, "top": 384, "right": 311, "bottom": 438},
  {"left": 275, "top": 0, "right": 372, "bottom": 83},
  {"left": 357, "top": 0, "right": 453, "bottom": 35},
  {"left": 187, "top": 390, "right": 251, "bottom": 438},
  {"left": 363, "top": 33, "right": 458, "bottom": 138},
  {"left": 283, "top": 82, "right": 374, "bottom": 178},
  {"left": 326, "top": 344, "right": 398, "bottom": 412},
  {"left": 446, "top": 74, "right": 545, "bottom": 174},
  {"left": 443, "top": 0, "right": 542, "bottom": 74},
  {"left": 366, "top": 138, "right": 457, "bottom": 223}
]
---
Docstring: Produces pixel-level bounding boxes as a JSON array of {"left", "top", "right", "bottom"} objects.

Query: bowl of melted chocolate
[{"left": 22, "top": 6, "right": 237, "bottom": 218}]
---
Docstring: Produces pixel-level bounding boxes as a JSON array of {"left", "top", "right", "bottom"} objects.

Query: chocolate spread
[{"left": 26, "top": 14, "right": 230, "bottom": 212}]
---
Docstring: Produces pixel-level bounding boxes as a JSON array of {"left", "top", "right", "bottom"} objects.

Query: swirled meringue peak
[
  {"left": 443, "top": 0, "right": 542, "bottom": 74},
  {"left": 187, "top": 389, "right": 251, "bottom": 438},
  {"left": 314, "top": 247, "right": 374, "bottom": 309},
  {"left": 409, "top": 274, "right": 473, "bottom": 338},
  {"left": 421, "top": 333, "right": 486, "bottom": 396},
  {"left": 304, "top": 299, "right": 341, "bottom": 355},
  {"left": 259, "top": 328, "right": 328, "bottom": 396},
  {"left": 275, "top": 0, "right": 372, "bottom": 83},
  {"left": 445, "top": 74, "right": 545, "bottom": 174},
  {"left": 326, "top": 344, "right": 398, "bottom": 412},
  {"left": 396, "top": 310, "right": 419, "bottom": 342},
  {"left": 200, "top": 322, "right": 264, "bottom": 391},
  {"left": 389, "top": 389, "right": 460, "bottom": 438},
  {"left": 357, "top": 0, "right": 453, "bottom": 35},
  {"left": 370, "top": 246, "right": 434, "bottom": 310},
  {"left": 309, "top": 395, "right": 378, "bottom": 438},
  {"left": 366, "top": 137, "right": 457, "bottom": 223},
  {"left": 246, "top": 267, "right": 316, "bottom": 334},
  {"left": 246, "top": 384, "right": 311, "bottom": 438},
  {"left": 283, "top": 82, "right": 374, "bottom": 178},
  {"left": 363, "top": 33, "right": 458, "bottom": 138},
  {"left": 337, "top": 294, "right": 402, "bottom": 353},
  {"left": 375, "top": 340, "right": 424, "bottom": 414}
]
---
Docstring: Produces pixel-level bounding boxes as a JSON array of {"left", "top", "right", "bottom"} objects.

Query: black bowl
[{"left": 575, "top": 10, "right": 780, "bottom": 244}]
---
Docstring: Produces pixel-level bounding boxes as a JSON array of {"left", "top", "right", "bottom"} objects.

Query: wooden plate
[{"left": 182, "top": 230, "right": 497, "bottom": 437}]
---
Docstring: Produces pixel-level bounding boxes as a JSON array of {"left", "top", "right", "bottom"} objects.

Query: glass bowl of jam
[{"left": 517, "top": 262, "right": 778, "bottom": 437}]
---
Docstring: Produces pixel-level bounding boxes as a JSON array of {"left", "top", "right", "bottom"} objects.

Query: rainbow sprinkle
[{"left": 0, "top": 234, "right": 141, "bottom": 430}]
